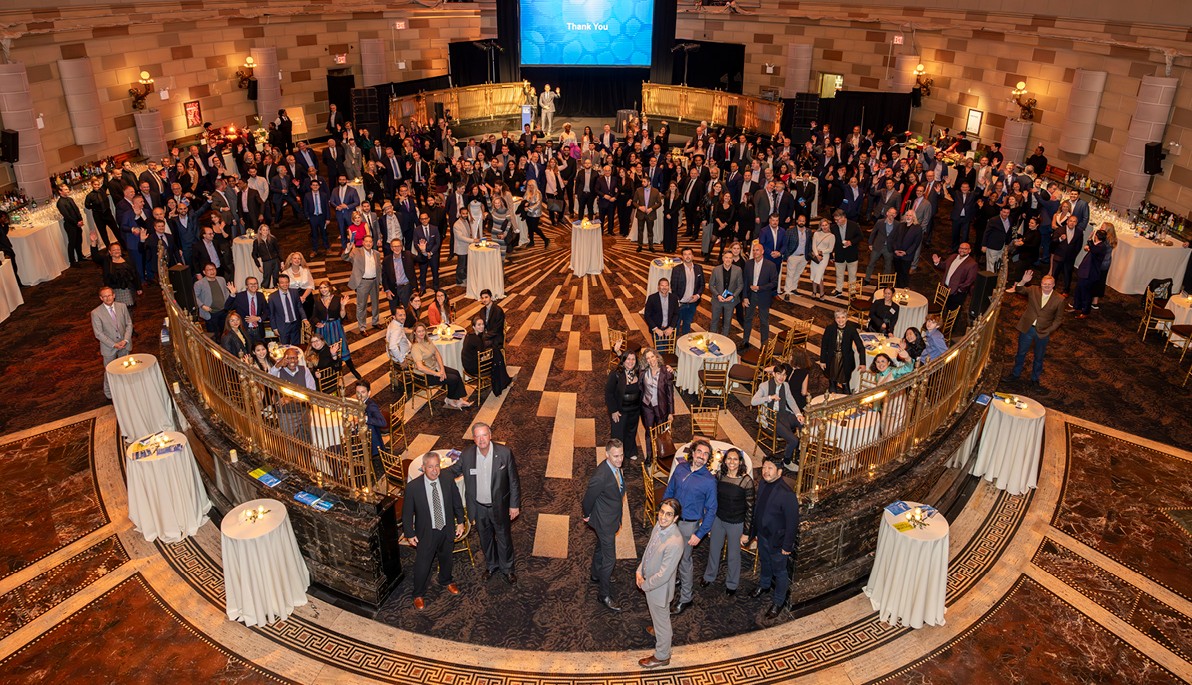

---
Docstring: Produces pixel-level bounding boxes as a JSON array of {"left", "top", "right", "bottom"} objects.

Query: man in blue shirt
[{"left": 662, "top": 439, "right": 718, "bottom": 615}]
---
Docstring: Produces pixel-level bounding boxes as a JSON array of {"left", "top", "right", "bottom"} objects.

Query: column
[
  {"left": 0, "top": 62, "right": 51, "bottom": 200},
  {"left": 891, "top": 55, "right": 920, "bottom": 93},
  {"left": 1058, "top": 70, "right": 1107, "bottom": 156},
  {"left": 1001, "top": 119, "right": 1033, "bottom": 168},
  {"left": 782, "top": 43, "right": 814, "bottom": 98},
  {"left": 57, "top": 58, "right": 106, "bottom": 146},
  {"left": 360, "top": 38, "right": 385, "bottom": 88},
  {"left": 134, "top": 109, "right": 166, "bottom": 159},
  {"left": 1112, "top": 75, "right": 1178, "bottom": 213},
  {"left": 250, "top": 47, "right": 280, "bottom": 127}
]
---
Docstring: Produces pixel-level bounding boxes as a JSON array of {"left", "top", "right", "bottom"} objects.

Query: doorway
[{"left": 326, "top": 70, "right": 356, "bottom": 128}]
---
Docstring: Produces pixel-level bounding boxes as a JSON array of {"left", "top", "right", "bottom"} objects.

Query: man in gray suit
[
  {"left": 91, "top": 287, "right": 134, "bottom": 399},
  {"left": 344, "top": 235, "right": 383, "bottom": 331},
  {"left": 637, "top": 497, "right": 684, "bottom": 669},
  {"left": 709, "top": 250, "right": 743, "bottom": 337},
  {"left": 633, "top": 176, "right": 662, "bottom": 252},
  {"left": 193, "top": 262, "right": 236, "bottom": 335},
  {"left": 453, "top": 202, "right": 484, "bottom": 286},
  {"left": 864, "top": 207, "right": 900, "bottom": 284}
]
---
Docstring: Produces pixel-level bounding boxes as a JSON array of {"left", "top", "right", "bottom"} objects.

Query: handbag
[{"left": 546, "top": 198, "right": 564, "bottom": 214}]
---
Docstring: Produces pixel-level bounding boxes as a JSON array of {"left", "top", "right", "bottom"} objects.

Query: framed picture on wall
[
  {"left": 965, "top": 108, "right": 983, "bottom": 136},
  {"left": 184, "top": 100, "right": 202, "bottom": 129}
]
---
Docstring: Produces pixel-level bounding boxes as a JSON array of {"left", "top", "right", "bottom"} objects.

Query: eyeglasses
[{"left": 657, "top": 508, "right": 677, "bottom": 519}]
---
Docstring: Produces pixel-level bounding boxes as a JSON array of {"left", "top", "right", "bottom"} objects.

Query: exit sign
[
  {"left": 893, "top": 35, "right": 904, "bottom": 45},
  {"left": 334, "top": 53, "right": 347, "bottom": 65}
]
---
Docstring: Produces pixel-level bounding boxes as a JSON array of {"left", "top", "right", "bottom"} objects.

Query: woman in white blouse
[
  {"left": 282, "top": 251, "right": 316, "bottom": 318},
  {"left": 809, "top": 218, "right": 837, "bottom": 300}
]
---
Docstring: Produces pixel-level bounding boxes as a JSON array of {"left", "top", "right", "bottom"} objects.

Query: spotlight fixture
[
  {"left": 913, "top": 64, "right": 933, "bottom": 97},
  {"left": 1011, "top": 81, "right": 1037, "bottom": 120},
  {"left": 236, "top": 56, "right": 256, "bottom": 89},
  {"left": 129, "top": 70, "right": 154, "bottom": 110}
]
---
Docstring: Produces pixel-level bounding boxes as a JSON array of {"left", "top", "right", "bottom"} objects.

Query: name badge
[{"left": 469, "top": 468, "right": 478, "bottom": 475}]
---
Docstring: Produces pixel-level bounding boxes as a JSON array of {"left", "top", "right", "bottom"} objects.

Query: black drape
[
  {"left": 817, "top": 92, "right": 912, "bottom": 137},
  {"left": 449, "top": 42, "right": 491, "bottom": 88},
  {"left": 669, "top": 40, "right": 745, "bottom": 93},
  {"left": 650, "top": 0, "right": 676, "bottom": 85},
  {"left": 519, "top": 67, "right": 648, "bottom": 117},
  {"left": 496, "top": 1, "right": 521, "bottom": 83}
]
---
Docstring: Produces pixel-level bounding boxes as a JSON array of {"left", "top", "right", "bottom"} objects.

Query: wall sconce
[
  {"left": 129, "top": 70, "right": 154, "bottom": 110},
  {"left": 1011, "top": 81, "right": 1037, "bottom": 120},
  {"left": 914, "top": 64, "right": 933, "bottom": 97},
  {"left": 236, "top": 57, "right": 256, "bottom": 89}
]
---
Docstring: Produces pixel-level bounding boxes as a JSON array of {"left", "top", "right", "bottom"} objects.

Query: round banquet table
[
  {"left": 1106, "top": 232, "right": 1190, "bottom": 295},
  {"left": 647, "top": 257, "right": 679, "bottom": 296},
  {"left": 0, "top": 258, "right": 24, "bottom": 323},
  {"left": 852, "top": 335, "right": 904, "bottom": 391},
  {"left": 465, "top": 242, "right": 505, "bottom": 300},
  {"left": 309, "top": 406, "right": 345, "bottom": 453},
  {"left": 675, "top": 332, "right": 738, "bottom": 394},
  {"left": 570, "top": 220, "right": 605, "bottom": 277},
  {"left": 971, "top": 394, "right": 1045, "bottom": 496},
  {"left": 430, "top": 323, "right": 467, "bottom": 371},
  {"left": 808, "top": 394, "right": 883, "bottom": 465},
  {"left": 125, "top": 431, "right": 211, "bottom": 543},
  {"left": 9, "top": 222, "right": 69, "bottom": 285},
  {"left": 106, "top": 354, "right": 188, "bottom": 442},
  {"left": 222, "top": 152, "right": 240, "bottom": 179},
  {"left": 232, "top": 236, "right": 263, "bottom": 289},
  {"left": 220, "top": 498, "right": 310, "bottom": 627},
  {"left": 671, "top": 439, "right": 754, "bottom": 477},
  {"left": 1165, "top": 293, "right": 1192, "bottom": 343},
  {"left": 405, "top": 449, "right": 466, "bottom": 500},
  {"left": 863, "top": 501, "right": 949, "bottom": 629},
  {"left": 870, "top": 289, "right": 928, "bottom": 339}
]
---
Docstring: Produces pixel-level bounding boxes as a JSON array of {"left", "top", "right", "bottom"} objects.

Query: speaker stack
[
  {"left": 970, "top": 270, "right": 998, "bottom": 318},
  {"left": 168, "top": 264, "right": 197, "bottom": 313}
]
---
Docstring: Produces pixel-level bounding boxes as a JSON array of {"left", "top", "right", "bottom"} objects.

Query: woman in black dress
[
  {"left": 712, "top": 191, "right": 737, "bottom": 261},
  {"left": 252, "top": 224, "right": 281, "bottom": 288},
  {"left": 662, "top": 181, "right": 682, "bottom": 254},
  {"left": 461, "top": 315, "right": 512, "bottom": 397},
  {"left": 605, "top": 349, "right": 643, "bottom": 461},
  {"left": 221, "top": 311, "right": 253, "bottom": 360},
  {"left": 91, "top": 240, "right": 141, "bottom": 306}
]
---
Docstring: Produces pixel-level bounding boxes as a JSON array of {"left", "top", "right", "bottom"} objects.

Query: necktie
[
  {"left": 613, "top": 465, "right": 623, "bottom": 491},
  {"left": 108, "top": 306, "right": 116, "bottom": 323},
  {"left": 281, "top": 291, "right": 294, "bottom": 322},
  {"left": 248, "top": 296, "right": 256, "bottom": 326},
  {"left": 313, "top": 193, "right": 321, "bottom": 215},
  {"left": 431, "top": 480, "right": 445, "bottom": 529}
]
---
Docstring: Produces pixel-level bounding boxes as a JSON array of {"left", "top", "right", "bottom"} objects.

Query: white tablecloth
[
  {"left": 570, "top": 221, "right": 605, "bottom": 277},
  {"left": 0, "top": 258, "right": 23, "bottom": 322},
  {"left": 1167, "top": 295, "right": 1192, "bottom": 342},
  {"left": 125, "top": 431, "right": 211, "bottom": 542},
  {"left": 232, "top": 236, "right": 263, "bottom": 289},
  {"left": 431, "top": 324, "right": 467, "bottom": 371},
  {"left": 647, "top": 258, "right": 679, "bottom": 296},
  {"left": 1106, "top": 232, "right": 1190, "bottom": 295},
  {"left": 870, "top": 289, "right": 928, "bottom": 339},
  {"left": 972, "top": 395, "right": 1045, "bottom": 496},
  {"left": 672, "top": 439, "right": 753, "bottom": 477},
  {"left": 221, "top": 498, "right": 310, "bottom": 627},
  {"left": 106, "top": 354, "right": 188, "bottom": 442},
  {"left": 406, "top": 449, "right": 466, "bottom": 500},
  {"left": 466, "top": 243, "right": 505, "bottom": 300},
  {"left": 675, "top": 332, "right": 738, "bottom": 394},
  {"left": 509, "top": 197, "right": 530, "bottom": 247},
  {"left": 223, "top": 152, "right": 240, "bottom": 179},
  {"left": 807, "top": 394, "right": 883, "bottom": 457},
  {"left": 853, "top": 335, "right": 904, "bottom": 391},
  {"left": 9, "top": 222, "right": 69, "bottom": 285},
  {"left": 309, "top": 406, "right": 345, "bottom": 452},
  {"left": 628, "top": 212, "right": 664, "bottom": 245},
  {"left": 864, "top": 501, "right": 949, "bottom": 629}
]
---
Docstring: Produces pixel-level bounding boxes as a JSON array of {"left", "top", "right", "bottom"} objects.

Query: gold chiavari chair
[
  {"left": 647, "top": 418, "right": 677, "bottom": 486},
  {"left": 784, "top": 318, "right": 813, "bottom": 359},
  {"left": 462, "top": 348, "right": 493, "bottom": 399},
  {"left": 640, "top": 461, "right": 658, "bottom": 526},
  {"left": 406, "top": 365, "right": 445, "bottom": 416},
  {"left": 941, "top": 307, "right": 961, "bottom": 340},
  {"left": 1138, "top": 288, "right": 1175, "bottom": 341},
  {"left": 454, "top": 507, "right": 475, "bottom": 566},
  {"left": 876, "top": 273, "right": 897, "bottom": 290},
  {"left": 655, "top": 327, "right": 679, "bottom": 368},
  {"left": 377, "top": 446, "right": 405, "bottom": 494},
  {"left": 315, "top": 366, "right": 342, "bottom": 396},
  {"left": 754, "top": 404, "right": 786, "bottom": 459},
  {"left": 1165, "top": 325, "right": 1192, "bottom": 362},
  {"left": 927, "top": 283, "right": 950, "bottom": 315},
  {"left": 729, "top": 337, "right": 775, "bottom": 400},
  {"left": 388, "top": 401, "right": 408, "bottom": 453},
  {"left": 697, "top": 360, "right": 731, "bottom": 408},
  {"left": 690, "top": 407, "right": 721, "bottom": 441}
]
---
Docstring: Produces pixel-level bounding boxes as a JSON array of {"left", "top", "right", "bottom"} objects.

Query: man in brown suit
[
  {"left": 1006, "top": 271, "right": 1064, "bottom": 388},
  {"left": 931, "top": 243, "right": 979, "bottom": 313},
  {"left": 633, "top": 176, "right": 662, "bottom": 253}
]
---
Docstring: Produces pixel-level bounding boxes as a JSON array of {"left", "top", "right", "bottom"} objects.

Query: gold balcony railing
[
  {"left": 794, "top": 263, "right": 1008, "bottom": 501},
  {"left": 389, "top": 82, "right": 527, "bottom": 130},
  {"left": 158, "top": 253, "right": 375, "bottom": 499},
  {"left": 641, "top": 84, "right": 784, "bottom": 137}
]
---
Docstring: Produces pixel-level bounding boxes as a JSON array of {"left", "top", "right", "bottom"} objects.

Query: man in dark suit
[
  {"left": 302, "top": 180, "right": 331, "bottom": 254},
  {"left": 1050, "top": 214, "right": 1083, "bottom": 293},
  {"left": 758, "top": 214, "right": 788, "bottom": 272},
  {"left": 326, "top": 103, "right": 345, "bottom": 138},
  {"left": 235, "top": 179, "right": 265, "bottom": 233},
  {"left": 582, "top": 439, "right": 627, "bottom": 611},
  {"left": 322, "top": 138, "right": 346, "bottom": 181},
  {"left": 932, "top": 243, "right": 979, "bottom": 314},
  {"left": 891, "top": 214, "right": 923, "bottom": 288},
  {"left": 644, "top": 278, "right": 680, "bottom": 348},
  {"left": 294, "top": 141, "right": 320, "bottom": 177},
  {"left": 230, "top": 276, "right": 269, "bottom": 345},
  {"left": 85, "top": 177, "right": 118, "bottom": 249},
  {"left": 575, "top": 159, "right": 599, "bottom": 222},
  {"left": 402, "top": 452, "right": 466, "bottom": 610},
  {"left": 410, "top": 211, "right": 440, "bottom": 293},
  {"left": 793, "top": 174, "right": 816, "bottom": 223},
  {"left": 831, "top": 210, "right": 862, "bottom": 296},
  {"left": 669, "top": 248, "right": 705, "bottom": 336},
  {"left": 818, "top": 309, "right": 866, "bottom": 394},
  {"left": 331, "top": 175, "right": 361, "bottom": 250},
  {"left": 948, "top": 182, "right": 979, "bottom": 251},
  {"left": 746, "top": 457, "right": 801, "bottom": 619},
  {"left": 680, "top": 168, "right": 702, "bottom": 239},
  {"left": 448, "top": 423, "right": 521, "bottom": 584},
  {"left": 742, "top": 241, "right": 779, "bottom": 348},
  {"left": 595, "top": 165, "right": 620, "bottom": 235},
  {"left": 771, "top": 184, "right": 796, "bottom": 228},
  {"left": 268, "top": 273, "right": 306, "bottom": 345},
  {"left": 633, "top": 176, "right": 662, "bottom": 252},
  {"left": 55, "top": 184, "right": 85, "bottom": 265},
  {"left": 191, "top": 225, "right": 232, "bottom": 281},
  {"left": 381, "top": 238, "right": 415, "bottom": 315},
  {"left": 1006, "top": 272, "right": 1064, "bottom": 388},
  {"left": 381, "top": 147, "right": 404, "bottom": 198},
  {"left": 143, "top": 219, "right": 181, "bottom": 280},
  {"left": 394, "top": 187, "right": 418, "bottom": 248},
  {"left": 864, "top": 207, "right": 900, "bottom": 285},
  {"left": 479, "top": 290, "right": 506, "bottom": 350}
]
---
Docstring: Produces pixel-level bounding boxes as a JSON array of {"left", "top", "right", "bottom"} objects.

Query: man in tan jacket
[{"left": 1006, "top": 271, "right": 1064, "bottom": 388}]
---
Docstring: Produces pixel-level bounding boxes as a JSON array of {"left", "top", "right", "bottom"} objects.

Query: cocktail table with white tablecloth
[
  {"left": 429, "top": 323, "right": 467, "bottom": 371},
  {"left": 0, "top": 258, "right": 23, "bottom": 322},
  {"left": 570, "top": 220, "right": 605, "bottom": 277},
  {"left": 671, "top": 439, "right": 754, "bottom": 477},
  {"left": 864, "top": 501, "right": 949, "bottom": 629},
  {"left": 220, "top": 498, "right": 310, "bottom": 627},
  {"left": 1166, "top": 294, "right": 1192, "bottom": 343},
  {"left": 125, "top": 431, "right": 211, "bottom": 543},
  {"left": 106, "top": 353, "right": 189, "bottom": 442},
  {"left": 807, "top": 394, "right": 883, "bottom": 463},
  {"left": 870, "top": 289, "right": 928, "bottom": 339},
  {"left": 232, "top": 236, "right": 263, "bottom": 289},
  {"left": 309, "top": 406, "right": 345, "bottom": 452},
  {"left": 8, "top": 222, "right": 70, "bottom": 285},
  {"left": 406, "top": 449, "right": 466, "bottom": 500},
  {"left": 1106, "top": 232, "right": 1190, "bottom": 295},
  {"left": 465, "top": 242, "right": 505, "bottom": 300},
  {"left": 675, "top": 333, "right": 738, "bottom": 394},
  {"left": 971, "top": 394, "right": 1045, "bottom": 496},
  {"left": 628, "top": 212, "right": 664, "bottom": 245},
  {"left": 647, "top": 257, "right": 679, "bottom": 296}
]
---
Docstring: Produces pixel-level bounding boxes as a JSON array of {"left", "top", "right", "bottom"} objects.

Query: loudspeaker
[
  {"left": 1143, "top": 141, "right": 1166, "bottom": 175},
  {"left": 247, "top": 78, "right": 258, "bottom": 101},
  {"left": 726, "top": 105, "right": 739, "bottom": 128},
  {"left": 351, "top": 87, "right": 380, "bottom": 137},
  {"left": 0, "top": 129, "right": 18, "bottom": 163},
  {"left": 168, "top": 263, "right": 197, "bottom": 313},
  {"left": 970, "top": 270, "right": 998, "bottom": 318}
]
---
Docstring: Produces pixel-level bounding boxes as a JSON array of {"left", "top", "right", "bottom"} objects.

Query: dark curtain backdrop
[
  {"left": 496, "top": 1, "right": 521, "bottom": 83},
  {"left": 669, "top": 40, "right": 745, "bottom": 93},
  {"left": 650, "top": 0, "right": 676, "bottom": 85},
  {"left": 519, "top": 67, "right": 649, "bottom": 117},
  {"left": 817, "top": 92, "right": 912, "bottom": 137},
  {"left": 449, "top": 42, "right": 491, "bottom": 87}
]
